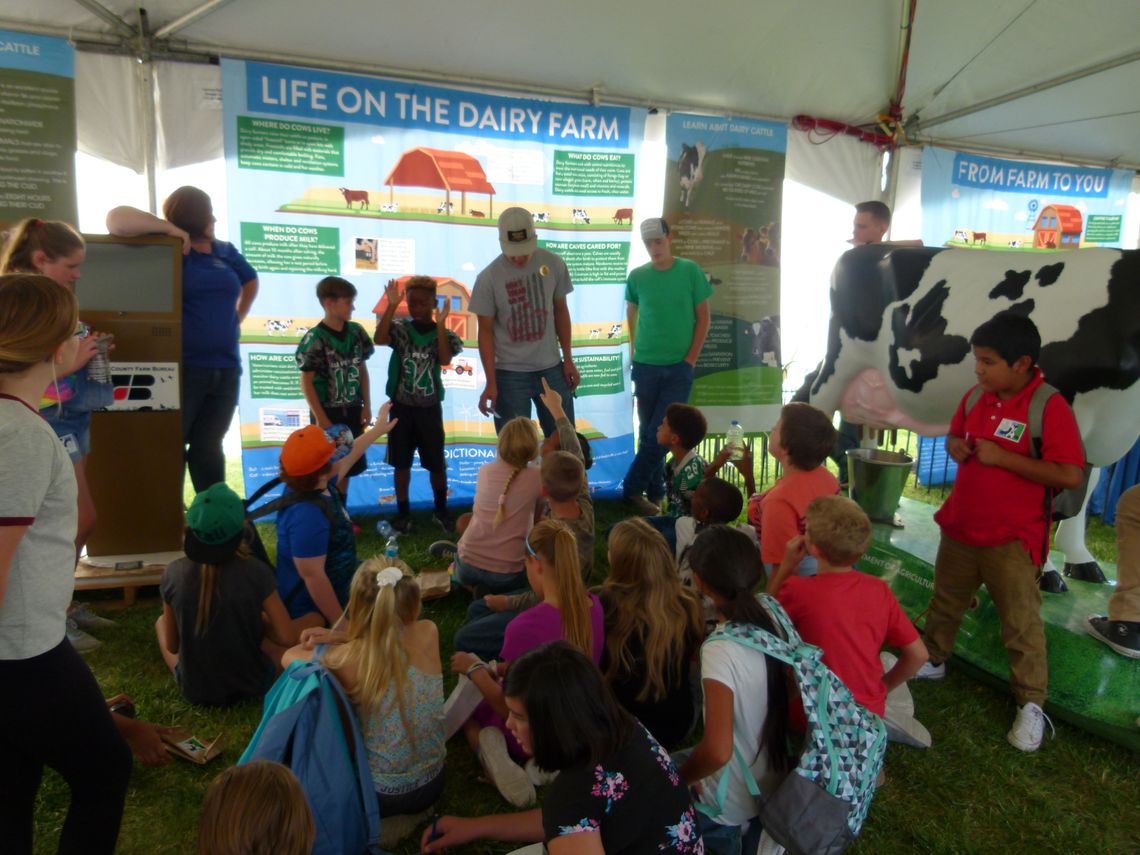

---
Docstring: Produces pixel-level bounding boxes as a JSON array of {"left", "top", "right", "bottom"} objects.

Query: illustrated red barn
[{"left": 1032, "top": 204, "right": 1083, "bottom": 249}]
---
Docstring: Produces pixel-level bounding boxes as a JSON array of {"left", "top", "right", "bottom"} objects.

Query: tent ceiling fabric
[{"left": 4, "top": 0, "right": 1138, "bottom": 167}]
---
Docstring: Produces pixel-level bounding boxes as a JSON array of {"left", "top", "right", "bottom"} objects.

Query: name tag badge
[{"left": 994, "top": 418, "right": 1026, "bottom": 443}]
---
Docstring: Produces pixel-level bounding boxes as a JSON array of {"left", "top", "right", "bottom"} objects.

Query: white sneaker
[
  {"left": 1007, "top": 702, "right": 1053, "bottom": 752},
  {"left": 914, "top": 660, "right": 945, "bottom": 680},
  {"left": 524, "top": 758, "right": 559, "bottom": 786},
  {"left": 66, "top": 618, "right": 101, "bottom": 654},
  {"left": 478, "top": 728, "right": 534, "bottom": 807}
]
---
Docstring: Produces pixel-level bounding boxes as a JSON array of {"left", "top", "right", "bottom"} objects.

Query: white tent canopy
[{"left": 4, "top": 0, "right": 1139, "bottom": 172}]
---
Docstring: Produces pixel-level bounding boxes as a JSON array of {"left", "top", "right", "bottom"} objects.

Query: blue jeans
[
  {"left": 669, "top": 748, "right": 763, "bottom": 855},
  {"left": 453, "top": 555, "right": 528, "bottom": 594},
  {"left": 182, "top": 366, "right": 240, "bottom": 493},
  {"left": 454, "top": 597, "right": 525, "bottom": 660},
  {"left": 494, "top": 364, "right": 575, "bottom": 436},
  {"left": 623, "top": 361, "right": 694, "bottom": 500}
]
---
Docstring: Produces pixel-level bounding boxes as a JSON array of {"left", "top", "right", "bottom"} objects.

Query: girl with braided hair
[
  {"left": 447, "top": 415, "right": 543, "bottom": 595},
  {"left": 284, "top": 557, "right": 445, "bottom": 816}
]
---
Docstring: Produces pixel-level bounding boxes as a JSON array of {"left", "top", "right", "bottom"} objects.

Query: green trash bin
[{"left": 846, "top": 448, "right": 914, "bottom": 523}]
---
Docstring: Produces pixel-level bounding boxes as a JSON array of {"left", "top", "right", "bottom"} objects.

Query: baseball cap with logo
[
  {"left": 280, "top": 424, "right": 336, "bottom": 476},
  {"left": 640, "top": 217, "right": 670, "bottom": 241},
  {"left": 184, "top": 483, "right": 246, "bottom": 564},
  {"left": 498, "top": 207, "right": 537, "bottom": 257}
]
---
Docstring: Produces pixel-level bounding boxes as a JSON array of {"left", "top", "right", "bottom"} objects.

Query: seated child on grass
[
  {"left": 274, "top": 406, "right": 397, "bottom": 625},
  {"left": 675, "top": 475, "right": 758, "bottom": 583},
  {"left": 374, "top": 275, "right": 463, "bottom": 533},
  {"left": 732, "top": 402, "right": 839, "bottom": 576},
  {"left": 766, "top": 495, "right": 928, "bottom": 721},
  {"left": 679, "top": 525, "right": 792, "bottom": 853},
  {"left": 197, "top": 760, "right": 315, "bottom": 855},
  {"left": 437, "top": 416, "right": 543, "bottom": 596},
  {"left": 643, "top": 402, "right": 708, "bottom": 550},
  {"left": 599, "top": 517, "right": 703, "bottom": 749},
  {"left": 448, "top": 520, "right": 605, "bottom": 808},
  {"left": 454, "top": 379, "right": 594, "bottom": 660},
  {"left": 284, "top": 558, "right": 445, "bottom": 818},
  {"left": 157, "top": 483, "right": 319, "bottom": 707}
]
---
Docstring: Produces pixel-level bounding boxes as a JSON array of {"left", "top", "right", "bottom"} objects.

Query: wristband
[{"left": 465, "top": 659, "right": 488, "bottom": 677}]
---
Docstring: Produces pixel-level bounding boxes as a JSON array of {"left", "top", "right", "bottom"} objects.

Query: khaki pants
[
  {"left": 924, "top": 535, "right": 1047, "bottom": 706},
  {"left": 1109, "top": 484, "right": 1140, "bottom": 623}
]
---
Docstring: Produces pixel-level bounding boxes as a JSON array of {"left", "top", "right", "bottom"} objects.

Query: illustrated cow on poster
[
  {"left": 798, "top": 245, "right": 1140, "bottom": 586},
  {"left": 678, "top": 142, "right": 707, "bottom": 208}
]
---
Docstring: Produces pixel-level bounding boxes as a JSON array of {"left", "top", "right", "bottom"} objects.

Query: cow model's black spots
[
  {"left": 989, "top": 269, "right": 1032, "bottom": 301},
  {"left": 1035, "top": 262, "right": 1065, "bottom": 287},
  {"left": 1006, "top": 299, "right": 1036, "bottom": 318},
  {"left": 887, "top": 281, "right": 971, "bottom": 393},
  {"left": 1039, "top": 253, "right": 1140, "bottom": 398}
]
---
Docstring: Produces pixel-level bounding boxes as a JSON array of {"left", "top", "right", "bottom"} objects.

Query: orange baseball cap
[{"left": 280, "top": 425, "right": 335, "bottom": 476}]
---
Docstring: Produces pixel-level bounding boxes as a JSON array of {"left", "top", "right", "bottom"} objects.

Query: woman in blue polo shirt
[{"left": 107, "top": 187, "right": 259, "bottom": 491}]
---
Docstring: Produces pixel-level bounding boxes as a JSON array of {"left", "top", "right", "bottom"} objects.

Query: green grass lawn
[{"left": 41, "top": 455, "right": 1136, "bottom": 854}]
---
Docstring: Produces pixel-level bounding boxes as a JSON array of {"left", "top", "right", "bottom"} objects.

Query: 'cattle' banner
[
  {"left": 0, "top": 29, "right": 76, "bottom": 225},
  {"left": 920, "top": 146, "right": 1132, "bottom": 250},
  {"left": 222, "top": 60, "right": 644, "bottom": 513},
  {"left": 661, "top": 113, "right": 786, "bottom": 434}
]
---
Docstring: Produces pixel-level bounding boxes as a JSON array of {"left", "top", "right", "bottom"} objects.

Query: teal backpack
[
  {"left": 241, "top": 651, "right": 385, "bottom": 855},
  {"left": 702, "top": 595, "right": 887, "bottom": 855}
]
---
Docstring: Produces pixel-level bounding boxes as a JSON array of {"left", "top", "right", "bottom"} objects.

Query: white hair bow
[{"left": 376, "top": 566, "right": 403, "bottom": 589}]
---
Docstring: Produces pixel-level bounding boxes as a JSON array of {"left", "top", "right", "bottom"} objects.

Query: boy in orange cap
[{"left": 274, "top": 403, "right": 397, "bottom": 625}]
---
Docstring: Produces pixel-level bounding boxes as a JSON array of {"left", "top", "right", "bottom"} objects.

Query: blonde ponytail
[
  {"left": 326, "top": 558, "right": 421, "bottom": 744},
  {"left": 529, "top": 519, "right": 593, "bottom": 658}
]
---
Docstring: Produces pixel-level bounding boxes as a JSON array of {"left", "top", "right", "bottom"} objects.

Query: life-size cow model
[{"left": 799, "top": 245, "right": 1140, "bottom": 587}]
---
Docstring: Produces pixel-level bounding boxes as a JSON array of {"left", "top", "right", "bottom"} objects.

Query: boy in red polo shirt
[
  {"left": 917, "top": 312, "right": 1084, "bottom": 752},
  {"left": 768, "top": 495, "right": 929, "bottom": 723}
]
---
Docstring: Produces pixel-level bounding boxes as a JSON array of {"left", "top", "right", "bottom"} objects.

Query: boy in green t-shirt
[
  {"left": 296, "top": 276, "right": 375, "bottom": 498},
  {"left": 375, "top": 275, "right": 463, "bottom": 532},
  {"left": 622, "top": 217, "right": 712, "bottom": 515}
]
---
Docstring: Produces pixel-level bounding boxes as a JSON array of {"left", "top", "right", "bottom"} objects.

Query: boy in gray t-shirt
[{"left": 469, "top": 207, "right": 579, "bottom": 436}]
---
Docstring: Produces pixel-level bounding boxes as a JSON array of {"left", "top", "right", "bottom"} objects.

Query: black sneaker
[
  {"left": 1085, "top": 615, "right": 1140, "bottom": 659},
  {"left": 390, "top": 515, "right": 414, "bottom": 534},
  {"left": 433, "top": 509, "right": 456, "bottom": 532},
  {"left": 429, "top": 540, "right": 458, "bottom": 559}
]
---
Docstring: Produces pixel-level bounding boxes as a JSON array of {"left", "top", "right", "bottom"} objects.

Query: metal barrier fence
[{"left": 696, "top": 385, "right": 957, "bottom": 503}]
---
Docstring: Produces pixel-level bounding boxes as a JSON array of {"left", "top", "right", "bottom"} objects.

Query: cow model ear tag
[{"left": 540, "top": 265, "right": 550, "bottom": 277}]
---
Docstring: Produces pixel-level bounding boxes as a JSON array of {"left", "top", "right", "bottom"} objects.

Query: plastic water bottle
[
  {"left": 375, "top": 519, "right": 393, "bottom": 538},
  {"left": 384, "top": 536, "right": 400, "bottom": 560},
  {"left": 727, "top": 420, "right": 745, "bottom": 460},
  {"left": 87, "top": 334, "right": 113, "bottom": 384}
]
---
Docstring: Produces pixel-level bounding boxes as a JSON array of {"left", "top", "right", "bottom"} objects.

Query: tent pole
[
  {"left": 69, "top": 0, "right": 134, "bottom": 38},
  {"left": 154, "top": 0, "right": 237, "bottom": 40},
  {"left": 916, "top": 48, "right": 1140, "bottom": 132},
  {"left": 135, "top": 9, "right": 160, "bottom": 213}
]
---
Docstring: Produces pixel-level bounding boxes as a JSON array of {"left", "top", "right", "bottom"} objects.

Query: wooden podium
[{"left": 80, "top": 235, "right": 185, "bottom": 556}]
